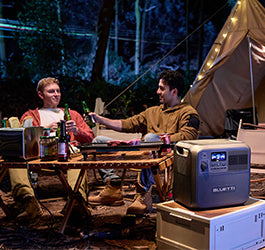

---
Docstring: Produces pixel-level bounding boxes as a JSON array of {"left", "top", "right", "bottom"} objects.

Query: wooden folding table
[{"left": 0, "top": 149, "right": 174, "bottom": 234}]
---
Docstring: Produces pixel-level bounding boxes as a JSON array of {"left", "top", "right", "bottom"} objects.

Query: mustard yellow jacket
[{"left": 121, "top": 103, "right": 200, "bottom": 142}]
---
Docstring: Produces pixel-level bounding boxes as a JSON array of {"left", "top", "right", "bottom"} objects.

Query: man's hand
[
  {"left": 49, "top": 121, "right": 59, "bottom": 133},
  {"left": 66, "top": 120, "right": 79, "bottom": 135},
  {"left": 88, "top": 112, "right": 122, "bottom": 132},
  {"left": 89, "top": 112, "right": 101, "bottom": 123}
]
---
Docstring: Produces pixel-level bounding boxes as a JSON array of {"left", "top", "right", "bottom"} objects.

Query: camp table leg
[
  {"left": 55, "top": 168, "right": 89, "bottom": 234},
  {"left": 151, "top": 166, "right": 166, "bottom": 201}
]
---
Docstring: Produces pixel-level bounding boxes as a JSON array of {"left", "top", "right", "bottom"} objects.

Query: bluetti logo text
[{"left": 212, "top": 186, "right": 236, "bottom": 193}]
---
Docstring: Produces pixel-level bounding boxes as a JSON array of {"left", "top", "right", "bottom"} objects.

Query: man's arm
[
  {"left": 89, "top": 112, "right": 122, "bottom": 132},
  {"left": 69, "top": 110, "right": 95, "bottom": 144},
  {"left": 170, "top": 113, "right": 200, "bottom": 142}
]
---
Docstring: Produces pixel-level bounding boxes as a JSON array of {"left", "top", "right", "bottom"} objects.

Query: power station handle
[{"left": 175, "top": 146, "right": 190, "bottom": 158}]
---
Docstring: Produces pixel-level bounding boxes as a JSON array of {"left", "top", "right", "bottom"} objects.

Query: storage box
[{"left": 156, "top": 198, "right": 265, "bottom": 250}]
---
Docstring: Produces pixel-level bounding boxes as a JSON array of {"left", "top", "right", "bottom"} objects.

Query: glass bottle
[
  {"left": 57, "top": 120, "right": 68, "bottom": 162},
  {"left": 56, "top": 122, "right": 61, "bottom": 138},
  {"left": 64, "top": 103, "right": 71, "bottom": 121},
  {"left": 82, "top": 101, "right": 95, "bottom": 128}
]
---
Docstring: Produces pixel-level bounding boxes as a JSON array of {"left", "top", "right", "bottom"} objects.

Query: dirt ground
[
  {"left": 0, "top": 168, "right": 160, "bottom": 249},
  {"left": 0, "top": 167, "right": 265, "bottom": 250}
]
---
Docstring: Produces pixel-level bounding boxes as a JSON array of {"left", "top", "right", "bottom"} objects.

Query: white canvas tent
[{"left": 184, "top": 0, "right": 265, "bottom": 137}]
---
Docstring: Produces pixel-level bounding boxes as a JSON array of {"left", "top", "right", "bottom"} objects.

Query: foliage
[
  {"left": 0, "top": 0, "right": 238, "bottom": 118},
  {"left": 15, "top": 0, "right": 65, "bottom": 81}
]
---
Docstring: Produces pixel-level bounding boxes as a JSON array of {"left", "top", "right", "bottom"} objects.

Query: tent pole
[{"left": 248, "top": 36, "right": 256, "bottom": 125}]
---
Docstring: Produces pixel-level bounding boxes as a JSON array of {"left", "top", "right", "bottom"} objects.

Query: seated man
[
  {"left": 88, "top": 70, "right": 200, "bottom": 215},
  {"left": 9, "top": 77, "right": 94, "bottom": 222}
]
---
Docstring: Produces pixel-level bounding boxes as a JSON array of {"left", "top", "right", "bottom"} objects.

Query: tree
[
  {"left": 134, "top": 0, "right": 140, "bottom": 75},
  {"left": 0, "top": 0, "right": 5, "bottom": 61},
  {"left": 91, "top": 0, "right": 115, "bottom": 83},
  {"left": 140, "top": 0, "right": 149, "bottom": 62}
]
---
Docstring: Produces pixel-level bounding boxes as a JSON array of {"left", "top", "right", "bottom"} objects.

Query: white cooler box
[{"left": 156, "top": 197, "right": 265, "bottom": 250}]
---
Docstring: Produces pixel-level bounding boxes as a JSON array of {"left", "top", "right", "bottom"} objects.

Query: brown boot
[
  {"left": 16, "top": 194, "right": 43, "bottom": 222},
  {"left": 88, "top": 181, "right": 124, "bottom": 206},
  {"left": 126, "top": 183, "right": 153, "bottom": 216}
]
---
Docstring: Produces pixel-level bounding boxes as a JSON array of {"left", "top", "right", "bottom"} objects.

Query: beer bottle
[
  {"left": 64, "top": 104, "right": 71, "bottom": 121},
  {"left": 82, "top": 101, "right": 95, "bottom": 128},
  {"left": 56, "top": 122, "right": 61, "bottom": 138},
  {"left": 57, "top": 120, "right": 68, "bottom": 162}
]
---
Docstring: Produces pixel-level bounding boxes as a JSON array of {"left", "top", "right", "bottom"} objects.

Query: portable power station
[{"left": 173, "top": 139, "right": 250, "bottom": 209}]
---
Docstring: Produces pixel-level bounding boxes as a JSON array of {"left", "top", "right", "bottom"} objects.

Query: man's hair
[
  {"left": 36, "top": 77, "right": 59, "bottom": 92},
  {"left": 158, "top": 70, "right": 185, "bottom": 97}
]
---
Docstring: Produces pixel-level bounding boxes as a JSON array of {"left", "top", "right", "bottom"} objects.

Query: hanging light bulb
[{"left": 197, "top": 75, "right": 203, "bottom": 80}]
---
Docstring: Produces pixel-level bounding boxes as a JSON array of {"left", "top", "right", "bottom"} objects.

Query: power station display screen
[{"left": 211, "top": 152, "right": 226, "bottom": 161}]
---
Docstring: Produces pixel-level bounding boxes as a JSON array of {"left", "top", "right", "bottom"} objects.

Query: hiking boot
[
  {"left": 126, "top": 184, "right": 152, "bottom": 216},
  {"left": 16, "top": 194, "right": 43, "bottom": 222},
  {"left": 88, "top": 181, "right": 124, "bottom": 206}
]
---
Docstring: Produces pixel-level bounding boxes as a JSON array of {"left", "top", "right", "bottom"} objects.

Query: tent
[{"left": 184, "top": 0, "right": 265, "bottom": 137}]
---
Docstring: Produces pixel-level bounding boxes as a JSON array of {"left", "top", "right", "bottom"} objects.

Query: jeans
[
  {"left": 92, "top": 136, "right": 121, "bottom": 185},
  {"left": 92, "top": 133, "right": 160, "bottom": 191}
]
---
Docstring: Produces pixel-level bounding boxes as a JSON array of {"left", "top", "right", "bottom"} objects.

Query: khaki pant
[{"left": 9, "top": 168, "right": 89, "bottom": 202}]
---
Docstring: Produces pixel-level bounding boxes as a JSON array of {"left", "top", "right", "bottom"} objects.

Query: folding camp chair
[{"left": 224, "top": 107, "right": 258, "bottom": 139}]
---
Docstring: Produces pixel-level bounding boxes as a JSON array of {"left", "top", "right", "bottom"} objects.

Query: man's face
[
  {"left": 157, "top": 79, "right": 177, "bottom": 107},
  {"left": 38, "top": 83, "right": 61, "bottom": 108}
]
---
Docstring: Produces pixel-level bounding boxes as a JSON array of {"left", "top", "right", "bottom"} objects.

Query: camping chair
[
  {"left": 224, "top": 107, "right": 258, "bottom": 139},
  {"left": 237, "top": 119, "right": 265, "bottom": 165}
]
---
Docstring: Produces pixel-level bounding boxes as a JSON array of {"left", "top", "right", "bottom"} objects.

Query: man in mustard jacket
[{"left": 88, "top": 70, "right": 200, "bottom": 215}]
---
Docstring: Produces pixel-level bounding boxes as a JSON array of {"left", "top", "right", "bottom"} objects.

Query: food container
[{"left": 39, "top": 136, "right": 57, "bottom": 161}]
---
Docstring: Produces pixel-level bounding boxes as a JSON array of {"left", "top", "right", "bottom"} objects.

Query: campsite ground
[
  {"left": 0, "top": 168, "right": 159, "bottom": 249},
  {"left": 0, "top": 166, "right": 265, "bottom": 249}
]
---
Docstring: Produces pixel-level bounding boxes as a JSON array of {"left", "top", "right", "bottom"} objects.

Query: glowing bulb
[
  {"left": 207, "top": 62, "right": 211, "bottom": 67},
  {"left": 223, "top": 33, "right": 227, "bottom": 38},
  {"left": 231, "top": 17, "right": 236, "bottom": 22},
  {"left": 198, "top": 75, "right": 203, "bottom": 80},
  {"left": 215, "top": 48, "right": 219, "bottom": 52},
  {"left": 238, "top": 1, "right": 241, "bottom": 5}
]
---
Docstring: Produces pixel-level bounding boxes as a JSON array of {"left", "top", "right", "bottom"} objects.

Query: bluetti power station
[{"left": 173, "top": 139, "right": 250, "bottom": 209}]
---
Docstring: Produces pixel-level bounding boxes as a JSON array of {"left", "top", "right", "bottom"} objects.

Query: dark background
[{"left": 0, "top": 0, "right": 264, "bottom": 120}]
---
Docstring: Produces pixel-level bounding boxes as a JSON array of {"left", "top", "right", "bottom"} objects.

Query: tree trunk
[
  {"left": 185, "top": 0, "right": 190, "bottom": 80},
  {"left": 56, "top": 0, "right": 65, "bottom": 75},
  {"left": 135, "top": 0, "right": 140, "bottom": 75},
  {"left": 115, "top": 0, "right": 118, "bottom": 55},
  {"left": 104, "top": 40, "right": 109, "bottom": 81},
  {"left": 197, "top": 0, "right": 204, "bottom": 71},
  {"left": 91, "top": 0, "right": 115, "bottom": 83},
  {"left": 140, "top": 0, "right": 149, "bottom": 62},
  {"left": 0, "top": 0, "right": 6, "bottom": 61}
]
